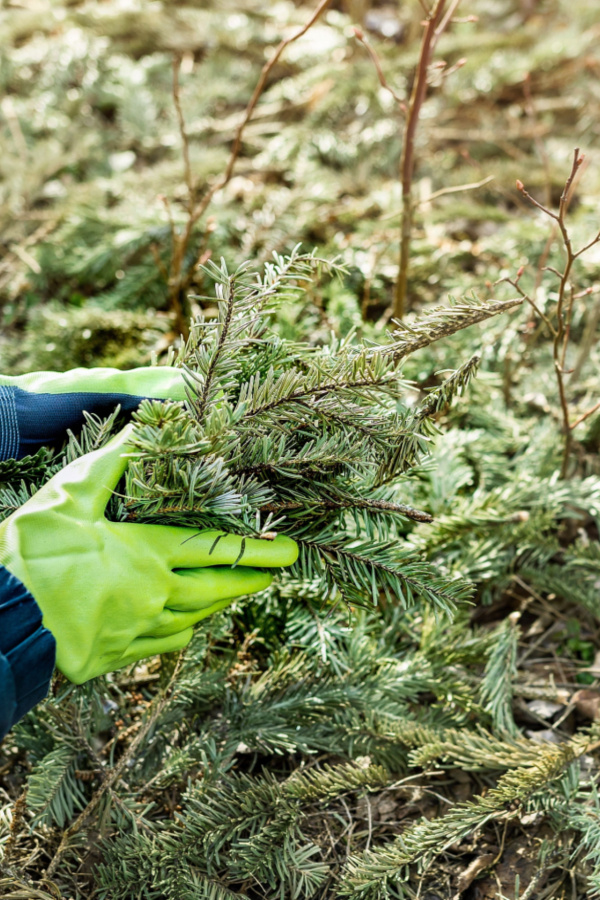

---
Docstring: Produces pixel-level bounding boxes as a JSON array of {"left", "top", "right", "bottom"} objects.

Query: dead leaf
[
  {"left": 375, "top": 796, "right": 398, "bottom": 821},
  {"left": 455, "top": 853, "right": 495, "bottom": 894},
  {"left": 572, "top": 688, "right": 600, "bottom": 720},
  {"left": 526, "top": 699, "right": 564, "bottom": 719}
]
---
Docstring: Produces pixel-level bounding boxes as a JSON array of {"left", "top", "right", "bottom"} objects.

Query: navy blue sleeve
[
  {"left": 0, "top": 565, "right": 56, "bottom": 740},
  {"left": 0, "top": 386, "right": 145, "bottom": 461}
]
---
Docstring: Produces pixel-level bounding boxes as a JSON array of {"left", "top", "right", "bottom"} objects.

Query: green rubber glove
[
  {"left": 0, "top": 425, "right": 298, "bottom": 683},
  {"left": 0, "top": 365, "right": 187, "bottom": 401}
]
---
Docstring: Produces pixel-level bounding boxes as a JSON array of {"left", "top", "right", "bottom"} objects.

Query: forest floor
[{"left": 2, "top": 1, "right": 600, "bottom": 898}]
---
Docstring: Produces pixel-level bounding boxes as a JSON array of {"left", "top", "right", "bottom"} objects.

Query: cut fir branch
[
  {"left": 383, "top": 295, "right": 522, "bottom": 361},
  {"left": 374, "top": 355, "right": 482, "bottom": 486},
  {"left": 479, "top": 612, "right": 520, "bottom": 737},
  {"left": 291, "top": 534, "right": 470, "bottom": 614},
  {"left": 259, "top": 496, "right": 433, "bottom": 524},
  {"left": 122, "top": 250, "right": 520, "bottom": 616}
]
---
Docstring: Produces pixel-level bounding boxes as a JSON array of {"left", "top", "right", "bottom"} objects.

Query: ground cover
[{"left": 2, "top": 1, "right": 600, "bottom": 897}]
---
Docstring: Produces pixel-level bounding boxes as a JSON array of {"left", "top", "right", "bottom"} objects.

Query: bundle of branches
[{"left": 119, "top": 247, "right": 520, "bottom": 616}]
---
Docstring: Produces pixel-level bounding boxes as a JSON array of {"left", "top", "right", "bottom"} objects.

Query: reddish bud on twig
[
  {"left": 516, "top": 179, "right": 525, "bottom": 192},
  {"left": 353, "top": 27, "right": 364, "bottom": 40},
  {"left": 516, "top": 266, "right": 525, "bottom": 280}
]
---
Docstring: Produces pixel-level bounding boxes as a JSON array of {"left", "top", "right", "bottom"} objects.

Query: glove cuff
[{"left": 0, "top": 564, "right": 56, "bottom": 739}]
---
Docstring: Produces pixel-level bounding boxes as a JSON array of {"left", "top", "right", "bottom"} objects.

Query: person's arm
[
  {"left": 0, "top": 566, "right": 56, "bottom": 740},
  {"left": 0, "top": 367, "right": 187, "bottom": 460},
  {"left": 0, "top": 365, "right": 187, "bottom": 735}
]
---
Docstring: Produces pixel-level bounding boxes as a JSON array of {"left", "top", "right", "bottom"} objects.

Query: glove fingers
[
  {"left": 144, "top": 597, "right": 235, "bottom": 637},
  {"left": 117, "top": 628, "right": 194, "bottom": 669},
  {"left": 133, "top": 526, "right": 299, "bottom": 569},
  {"left": 167, "top": 566, "right": 273, "bottom": 613}
]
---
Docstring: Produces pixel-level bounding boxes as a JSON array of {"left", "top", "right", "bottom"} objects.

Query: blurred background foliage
[{"left": 3, "top": 1, "right": 600, "bottom": 898}]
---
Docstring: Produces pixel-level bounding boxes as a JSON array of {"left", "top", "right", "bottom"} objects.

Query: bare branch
[
  {"left": 189, "top": 0, "right": 335, "bottom": 230},
  {"left": 570, "top": 400, "right": 600, "bottom": 431},
  {"left": 496, "top": 276, "right": 556, "bottom": 336},
  {"left": 172, "top": 56, "right": 194, "bottom": 210},
  {"left": 161, "top": 0, "right": 335, "bottom": 338},
  {"left": 394, "top": 0, "right": 459, "bottom": 320},
  {"left": 415, "top": 174, "right": 495, "bottom": 207},
  {"left": 354, "top": 28, "right": 406, "bottom": 109}
]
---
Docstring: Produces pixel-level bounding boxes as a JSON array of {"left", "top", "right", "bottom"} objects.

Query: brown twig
[
  {"left": 355, "top": 0, "right": 464, "bottom": 321},
  {"left": 172, "top": 56, "right": 194, "bottom": 211},
  {"left": 515, "top": 149, "right": 600, "bottom": 477},
  {"left": 570, "top": 291, "right": 600, "bottom": 385},
  {"left": 522, "top": 72, "right": 552, "bottom": 210},
  {"left": 381, "top": 175, "right": 495, "bottom": 218},
  {"left": 569, "top": 399, "right": 600, "bottom": 431},
  {"left": 394, "top": 0, "right": 456, "bottom": 320},
  {"left": 353, "top": 29, "right": 406, "bottom": 108},
  {"left": 3, "top": 787, "right": 28, "bottom": 869},
  {"left": 494, "top": 272, "right": 556, "bottom": 337},
  {"left": 260, "top": 497, "right": 434, "bottom": 522},
  {"left": 415, "top": 174, "right": 494, "bottom": 207},
  {"left": 164, "top": 0, "right": 334, "bottom": 340}
]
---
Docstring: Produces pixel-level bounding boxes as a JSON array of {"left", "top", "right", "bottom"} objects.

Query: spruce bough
[{"left": 120, "top": 249, "right": 519, "bottom": 617}]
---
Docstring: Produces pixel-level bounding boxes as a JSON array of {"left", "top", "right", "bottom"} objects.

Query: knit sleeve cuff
[
  {"left": 0, "top": 385, "right": 144, "bottom": 461},
  {"left": 0, "top": 385, "right": 19, "bottom": 461},
  {"left": 0, "top": 564, "right": 56, "bottom": 739}
]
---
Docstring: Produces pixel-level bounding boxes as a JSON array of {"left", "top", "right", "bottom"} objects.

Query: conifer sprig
[
  {"left": 122, "top": 250, "right": 521, "bottom": 615},
  {"left": 384, "top": 295, "right": 522, "bottom": 360},
  {"left": 338, "top": 732, "right": 595, "bottom": 897}
]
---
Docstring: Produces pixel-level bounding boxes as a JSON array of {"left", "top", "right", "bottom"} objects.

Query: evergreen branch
[
  {"left": 187, "top": 274, "right": 237, "bottom": 421},
  {"left": 375, "top": 357, "right": 481, "bottom": 484},
  {"left": 384, "top": 297, "right": 522, "bottom": 361},
  {"left": 568, "top": 783, "right": 600, "bottom": 896},
  {"left": 259, "top": 497, "right": 432, "bottom": 523},
  {"left": 393, "top": 721, "right": 544, "bottom": 771},
  {"left": 338, "top": 733, "right": 593, "bottom": 897},
  {"left": 241, "top": 370, "right": 401, "bottom": 420},
  {"left": 480, "top": 613, "right": 520, "bottom": 737},
  {"left": 44, "top": 650, "right": 189, "bottom": 878},
  {"left": 294, "top": 537, "right": 467, "bottom": 613},
  {"left": 417, "top": 355, "right": 481, "bottom": 419},
  {"left": 0, "top": 447, "right": 54, "bottom": 484},
  {"left": 26, "top": 746, "right": 86, "bottom": 828}
]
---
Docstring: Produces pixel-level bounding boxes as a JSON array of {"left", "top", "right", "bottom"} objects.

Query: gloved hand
[
  {"left": 0, "top": 366, "right": 187, "bottom": 460},
  {"left": 0, "top": 425, "right": 298, "bottom": 683}
]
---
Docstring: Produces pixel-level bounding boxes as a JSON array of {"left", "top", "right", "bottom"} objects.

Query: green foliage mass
[
  {"left": 3, "top": 1, "right": 600, "bottom": 899},
  {"left": 120, "top": 251, "right": 503, "bottom": 616}
]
